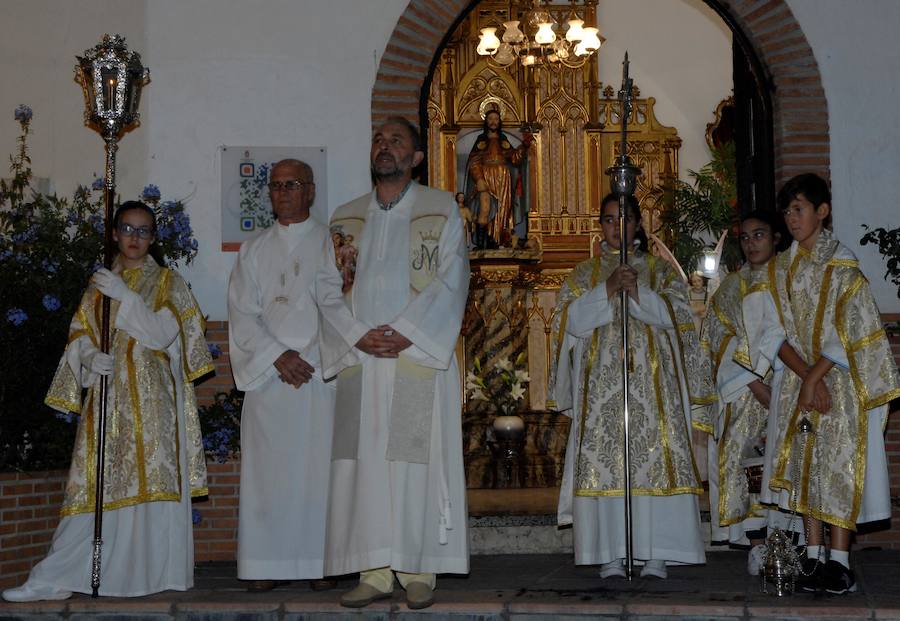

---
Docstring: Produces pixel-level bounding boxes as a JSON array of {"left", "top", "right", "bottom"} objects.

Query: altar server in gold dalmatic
[
  {"left": 549, "top": 193, "right": 715, "bottom": 579},
  {"left": 3, "top": 201, "right": 212, "bottom": 602},
  {"left": 755, "top": 174, "right": 900, "bottom": 595},
  {"left": 700, "top": 210, "right": 800, "bottom": 575}
]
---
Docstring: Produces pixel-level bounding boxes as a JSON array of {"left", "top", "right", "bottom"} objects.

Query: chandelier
[{"left": 476, "top": 1, "right": 604, "bottom": 69}]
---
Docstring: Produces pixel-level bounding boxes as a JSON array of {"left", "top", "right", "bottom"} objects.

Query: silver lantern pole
[
  {"left": 74, "top": 34, "right": 150, "bottom": 597},
  {"left": 605, "top": 52, "right": 641, "bottom": 581}
]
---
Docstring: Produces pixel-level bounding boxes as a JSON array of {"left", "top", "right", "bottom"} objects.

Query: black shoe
[
  {"left": 821, "top": 560, "right": 857, "bottom": 594},
  {"left": 796, "top": 556, "right": 825, "bottom": 592}
]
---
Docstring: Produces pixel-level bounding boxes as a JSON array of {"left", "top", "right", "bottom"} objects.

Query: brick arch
[{"left": 371, "top": 0, "right": 828, "bottom": 186}]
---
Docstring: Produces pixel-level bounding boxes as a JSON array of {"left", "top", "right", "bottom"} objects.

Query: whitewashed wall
[
  {"left": 2, "top": 1, "right": 897, "bottom": 315},
  {"left": 597, "top": 0, "right": 732, "bottom": 181},
  {"left": 787, "top": 0, "right": 900, "bottom": 311}
]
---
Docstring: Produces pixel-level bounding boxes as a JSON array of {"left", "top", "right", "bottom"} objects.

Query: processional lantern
[
  {"left": 75, "top": 34, "right": 149, "bottom": 141},
  {"left": 73, "top": 34, "right": 149, "bottom": 598}
]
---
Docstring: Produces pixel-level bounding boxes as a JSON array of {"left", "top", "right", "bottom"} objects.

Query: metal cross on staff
[
  {"left": 74, "top": 34, "right": 150, "bottom": 597},
  {"left": 605, "top": 51, "right": 642, "bottom": 581}
]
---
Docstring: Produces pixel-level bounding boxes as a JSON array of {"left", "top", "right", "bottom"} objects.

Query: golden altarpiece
[{"left": 426, "top": 1, "right": 683, "bottom": 511}]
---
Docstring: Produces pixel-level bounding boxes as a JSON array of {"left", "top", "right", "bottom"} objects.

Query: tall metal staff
[
  {"left": 74, "top": 34, "right": 149, "bottom": 597},
  {"left": 605, "top": 52, "right": 641, "bottom": 580}
]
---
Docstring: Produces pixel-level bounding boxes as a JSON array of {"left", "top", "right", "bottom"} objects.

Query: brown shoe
[
  {"left": 405, "top": 581, "right": 435, "bottom": 610},
  {"left": 339, "top": 582, "right": 393, "bottom": 608},
  {"left": 246, "top": 579, "right": 289, "bottom": 592},
  {"left": 309, "top": 578, "right": 338, "bottom": 591}
]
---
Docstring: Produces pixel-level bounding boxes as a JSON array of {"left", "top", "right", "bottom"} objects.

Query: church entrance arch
[{"left": 371, "top": 0, "right": 828, "bottom": 190}]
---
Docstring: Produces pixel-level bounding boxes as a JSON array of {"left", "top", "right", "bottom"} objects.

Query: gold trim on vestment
[
  {"left": 126, "top": 338, "right": 148, "bottom": 497},
  {"left": 810, "top": 265, "right": 834, "bottom": 360},
  {"left": 767, "top": 259, "right": 784, "bottom": 327},
  {"left": 67, "top": 328, "right": 88, "bottom": 345},
  {"left": 575, "top": 485, "right": 703, "bottom": 497},
  {"left": 45, "top": 396, "right": 81, "bottom": 414},
  {"left": 648, "top": 327, "right": 676, "bottom": 487},
  {"left": 849, "top": 328, "right": 887, "bottom": 355},
  {"left": 828, "top": 258, "right": 858, "bottom": 268},
  {"left": 575, "top": 258, "right": 603, "bottom": 472},
  {"left": 60, "top": 490, "right": 182, "bottom": 517}
]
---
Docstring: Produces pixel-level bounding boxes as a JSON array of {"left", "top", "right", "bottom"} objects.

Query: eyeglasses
[
  {"left": 117, "top": 222, "right": 154, "bottom": 240},
  {"left": 268, "top": 180, "right": 313, "bottom": 192}
]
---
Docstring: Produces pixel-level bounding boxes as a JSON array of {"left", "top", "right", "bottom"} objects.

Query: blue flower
[
  {"left": 14, "top": 104, "right": 33, "bottom": 123},
  {"left": 88, "top": 214, "right": 104, "bottom": 233},
  {"left": 91, "top": 177, "right": 104, "bottom": 191},
  {"left": 0, "top": 249, "right": 12, "bottom": 261},
  {"left": 207, "top": 343, "right": 222, "bottom": 358},
  {"left": 41, "top": 260, "right": 59, "bottom": 274},
  {"left": 14, "top": 253, "right": 31, "bottom": 265},
  {"left": 42, "top": 294, "right": 61, "bottom": 311},
  {"left": 6, "top": 308, "right": 28, "bottom": 326},
  {"left": 192, "top": 508, "right": 202, "bottom": 525},
  {"left": 141, "top": 184, "right": 161, "bottom": 201},
  {"left": 156, "top": 224, "right": 172, "bottom": 241}
]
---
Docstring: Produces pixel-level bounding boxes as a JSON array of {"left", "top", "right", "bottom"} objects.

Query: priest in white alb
[
  {"left": 316, "top": 117, "right": 470, "bottom": 610},
  {"left": 228, "top": 159, "right": 336, "bottom": 591}
]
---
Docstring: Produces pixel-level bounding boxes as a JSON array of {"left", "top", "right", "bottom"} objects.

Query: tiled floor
[{"left": 2, "top": 550, "right": 899, "bottom": 620}]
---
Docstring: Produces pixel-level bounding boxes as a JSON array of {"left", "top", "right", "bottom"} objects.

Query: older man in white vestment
[
  {"left": 317, "top": 117, "right": 470, "bottom": 610},
  {"left": 228, "top": 159, "right": 336, "bottom": 591}
]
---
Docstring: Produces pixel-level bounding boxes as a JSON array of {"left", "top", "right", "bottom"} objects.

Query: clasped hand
[
  {"left": 798, "top": 374, "right": 832, "bottom": 414},
  {"left": 274, "top": 350, "right": 314, "bottom": 388},
  {"left": 605, "top": 264, "right": 640, "bottom": 302},
  {"left": 355, "top": 324, "right": 412, "bottom": 358}
]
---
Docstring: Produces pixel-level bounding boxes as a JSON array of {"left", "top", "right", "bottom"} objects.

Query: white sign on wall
[{"left": 220, "top": 146, "right": 327, "bottom": 251}]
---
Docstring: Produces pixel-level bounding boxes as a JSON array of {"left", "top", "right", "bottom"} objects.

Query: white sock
[
  {"left": 830, "top": 549, "right": 850, "bottom": 569},
  {"left": 806, "top": 545, "right": 825, "bottom": 562}
]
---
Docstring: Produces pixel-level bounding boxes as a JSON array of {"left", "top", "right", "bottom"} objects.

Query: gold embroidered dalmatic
[
  {"left": 45, "top": 256, "right": 214, "bottom": 516},
  {"left": 766, "top": 229, "right": 900, "bottom": 529},
  {"left": 700, "top": 265, "right": 772, "bottom": 527},
  {"left": 549, "top": 249, "right": 716, "bottom": 499}
]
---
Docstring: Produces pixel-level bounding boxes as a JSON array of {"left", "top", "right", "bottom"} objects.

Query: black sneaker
[
  {"left": 796, "top": 556, "right": 825, "bottom": 592},
  {"left": 821, "top": 560, "right": 857, "bottom": 595}
]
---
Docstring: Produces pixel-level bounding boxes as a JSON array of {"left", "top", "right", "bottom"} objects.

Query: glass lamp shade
[
  {"left": 580, "top": 27, "right": 603, "bottom": 52},
  {"left": 574, "top": 41, "right": 588, "bottom": 57},
  {"left": 521, "top": 54, "right": 537, "bottom": 66},
  {"left": 495, "top": 43, "right": 516, "bottom": 65},
  {"left": 566, "top": 18, "right": 585, "bottom": 42},
  {"left": 534, "top": 22, "right": 556, "bottom": 45},
  {"left": 477, "top": 36, "right": 490, "bottom": 56},
  {"left": 502, "top": 20, "right": 524, "bottom": 43},
  {"left": 479, "top": 27, "right": 501, "bottom": 54}
]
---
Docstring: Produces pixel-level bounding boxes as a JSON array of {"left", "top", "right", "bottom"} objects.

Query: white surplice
[
  {"left": 228, "top": 219, "right": 336, "bottom": 580},
  {"left": 316, "top": 183, "right": 470, "bottom": 577}
]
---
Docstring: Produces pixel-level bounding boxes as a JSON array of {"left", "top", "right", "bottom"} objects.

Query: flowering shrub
[
  {"left": 198, "top": 388, "right": 244, "bottom": 463},
  {"left": 0, "top": 106, "right": 200, "bottom": 471},
  {"left": 465, "top": 352, "right": 530, "bottom": 416}
]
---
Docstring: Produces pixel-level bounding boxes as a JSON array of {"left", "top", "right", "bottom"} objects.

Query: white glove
[
  {"left": 84, "top": 350, "right": 114, "bottom": 376},
  {"left": 92, "top": 268, "right": 133, "bottom": 302}
]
